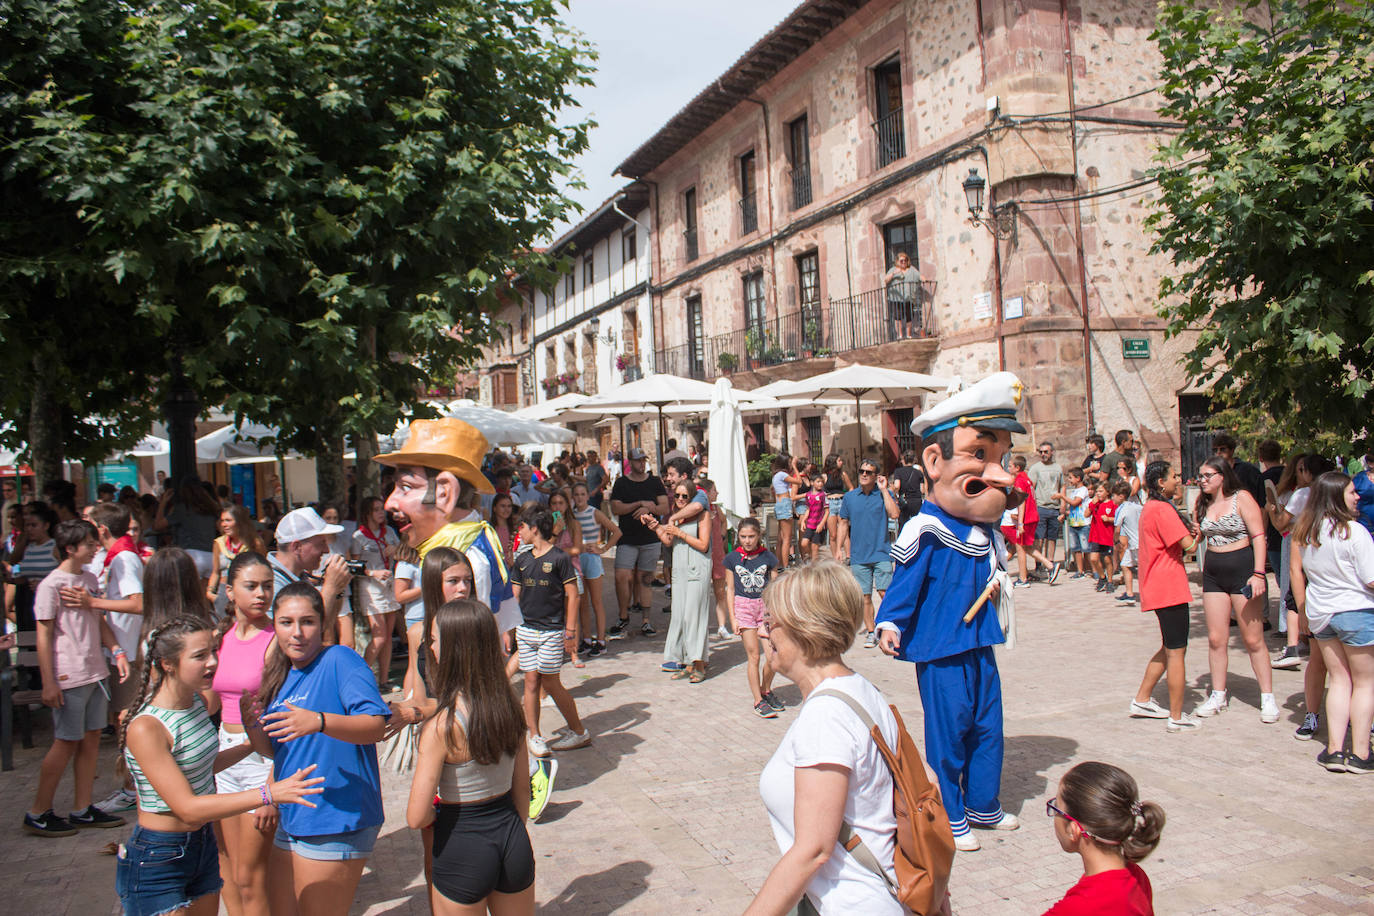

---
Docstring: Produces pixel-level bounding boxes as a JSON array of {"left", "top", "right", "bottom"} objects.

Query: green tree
[
  {"left": 1149, "top": 0, "right": 1374, "bottom": 448},
  {"left": 3, "top": 0, "right": 590, "bottom": 502}
]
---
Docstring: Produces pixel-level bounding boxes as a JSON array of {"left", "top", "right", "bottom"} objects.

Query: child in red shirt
[
  {"left": 1088, "top": 483, "right": 1119, "bottom": 592},
  {"left": 1043, "top": 761, "right": 1162, "bottom": 915}
]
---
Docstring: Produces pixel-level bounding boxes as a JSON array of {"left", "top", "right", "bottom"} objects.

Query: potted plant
[
  {"left": 717, "top": 352, "right": 739, "bottom": 373},
  {"left": 745, "top": 328, "right": 765, "bottom": 364}
]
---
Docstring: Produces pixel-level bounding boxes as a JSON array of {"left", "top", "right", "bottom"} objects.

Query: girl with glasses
[{"left": 1043, "top": 761, "right": 1163, "bottom": 914}]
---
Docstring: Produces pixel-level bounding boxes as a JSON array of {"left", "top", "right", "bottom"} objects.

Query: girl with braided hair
[
  {"left": 1043, "top": 761, "right": 1165, "bottom": 914},
  {"left": 117, "top": 615, "right": 324, "bottom": 916},
  {"left": 1128, "top": 461, "right": 1202, "bottom": 732}
]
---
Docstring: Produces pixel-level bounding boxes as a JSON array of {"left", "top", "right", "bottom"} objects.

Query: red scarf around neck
[{"left": 102, "top": 534, "right": 138, "bottom": 570}]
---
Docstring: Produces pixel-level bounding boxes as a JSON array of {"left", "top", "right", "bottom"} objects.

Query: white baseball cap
[{"left": 275, "top": 507, "right": 344, "bottom": 545}]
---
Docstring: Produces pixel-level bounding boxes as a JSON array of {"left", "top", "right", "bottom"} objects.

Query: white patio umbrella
[
  {"left": 771, "top": 364, "right": 958, "bottom": 458},
  {"left": 512, "top": 392, "right": 592, "bottom": 423},
  {"left": 117, "top": 435, "right": 170, "bottom": 458},
  {"left": 562, "top": 373, "right": 722, "bottom": 467},
  {"left": 707, "top": 378, "right": 751, "bottom": 521},
  {"left": 196, "top": 422, "right": 299, "bottom": 464},
  {"left": 441, "top": 400, "right": 575, "bottom": 448}
]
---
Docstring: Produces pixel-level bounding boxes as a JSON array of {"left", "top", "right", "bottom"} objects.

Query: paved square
[{"left": 4, "top": 569, "right": 1373, "bottom": 914}]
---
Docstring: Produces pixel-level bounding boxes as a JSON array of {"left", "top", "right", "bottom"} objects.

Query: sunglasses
[
  {"left": 859, "top": 468, "right": 878, "bottom": 475},
  {"left": 1045, "top": 797, "right": 1121, "bottom": 845},
  {"left": 674, "top": 492, "right": 691, "bottom": 500}
]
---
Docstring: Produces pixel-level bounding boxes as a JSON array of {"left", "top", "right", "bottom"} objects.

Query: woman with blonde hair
[{"left": 746, "top": 560, "right": 931, "bottom": 915}]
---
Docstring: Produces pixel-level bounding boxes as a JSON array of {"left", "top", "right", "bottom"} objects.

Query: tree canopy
[
  {"left": 1149, "top": 0, "right": 1374, "bottom": 447},
  {"left": 2, "top": 0, "right": 591, "bottom": 495}
]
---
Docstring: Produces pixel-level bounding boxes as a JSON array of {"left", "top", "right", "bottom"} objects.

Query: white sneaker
[
  {"left": 1260, "top": 694, "right": 1280, "bottom": 724},
  {"left": 716, "top": 626, "right": 733, "bottom": 640},
  {"left": 1129, "top": 699, "right": 1170, "bottom": 719},
  {"left": 1167, "top": 714, "right": 1201, "bottom": 733},
  {"left": 527, "top": 734, "right": 551, "bottom": 758},
  {"left": 1193, "top": 691, "right": 1229, "bottom": 717},
  {"left": 95, "top": 787, "right": 136, "bottom": 813},
  {"left": 954, "top": 833, "right": 981, "bottom": 851},
  {"left": 549, "top": 729, "right": 592, "bottom": 751}
]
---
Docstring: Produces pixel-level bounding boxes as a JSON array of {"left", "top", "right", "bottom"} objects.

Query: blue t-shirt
[
  {"left": 840, "top": 486, "right": 892, "bottom": 565},
  {"left": 267, "top": 646, "right": 390, "bottom": 837},
  {"left": 724, "top": 549, "right": 779, "bottom": 600}
]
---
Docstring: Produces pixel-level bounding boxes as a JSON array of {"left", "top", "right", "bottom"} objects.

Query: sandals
[
  {"left": 671, "top": 667, "right": 693, "bottom": 680},
  {"left": 689, "top": 669, "right": 706, "bottom": 684}
]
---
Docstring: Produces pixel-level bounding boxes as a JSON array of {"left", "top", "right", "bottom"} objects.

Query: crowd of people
[{"left": 6, "top": 404, "right": 1373, "bottom": 915}]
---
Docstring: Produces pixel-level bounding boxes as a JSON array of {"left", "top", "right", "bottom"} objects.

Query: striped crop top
[
  {"left": 573, "top": 505, "right": 599, "bottom": 545},
  {"left": 125, "top": 697, "right": 219, "bottom": 814},
  {"left": 1200, "top": 493, "right": 1248, "bottom": 547},
  {"left": 436, "top": 707, "right": 514, "bottom": 803}
]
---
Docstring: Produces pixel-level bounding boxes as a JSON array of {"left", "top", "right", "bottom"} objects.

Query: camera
[{"left": 345, "top": 560, "right": 368, "bottom": 576}]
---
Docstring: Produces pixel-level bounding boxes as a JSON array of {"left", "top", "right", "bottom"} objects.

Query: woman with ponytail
[
  {"left": 241, "top": 582, "right": 390, "bottom": 915},
  {"left": 1043, "top": 761, "right": 1164, "bottom": 914},
  {"left": 1128, "top": 461, "right": 1201, "bottom": 732},
  {"left": 117, "top": 616, "right": 323, "bottom": 916}
]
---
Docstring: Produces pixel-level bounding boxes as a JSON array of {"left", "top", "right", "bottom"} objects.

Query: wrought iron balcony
[
  {"left": 683, "top": 227, "right": 699, "bottom": 262},
  {"left": 789, "top": 164, "right": 812, "bottom": 210},
  {"left": 872, "top": 109, "right": 905, "bottom": 169},
  {"left": 740, "top": 191, "right": 758, "bottom": 234}
]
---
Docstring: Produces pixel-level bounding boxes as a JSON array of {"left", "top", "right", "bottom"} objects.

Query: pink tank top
[{"left": 212, "top": 626, "right": 274, "bottom": 726}]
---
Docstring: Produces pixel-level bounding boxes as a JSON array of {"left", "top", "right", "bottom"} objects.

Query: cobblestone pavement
[{"left": 4, "top": 566, "right": 1374, "bottom": 914}]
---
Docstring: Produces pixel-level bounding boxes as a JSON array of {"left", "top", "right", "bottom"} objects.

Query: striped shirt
[
  {"left": 573, "top": 506, "right": 599, "bottom": 545},
  {"left": 18, "top": 539, "right": 59, "bottom": 583},
  {"left": 125, "top": 697, "right": 219, "bottom": 814}
]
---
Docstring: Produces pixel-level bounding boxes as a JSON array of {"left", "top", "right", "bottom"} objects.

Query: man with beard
[
  {"left": 876, "top": 372, "right": 1027, "bottom": 852},
  {"left": 376, "top": 418, "right": 519, "bottom": 635}
]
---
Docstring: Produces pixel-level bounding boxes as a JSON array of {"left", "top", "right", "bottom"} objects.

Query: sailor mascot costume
[{"left": 876, "top": 372, "right": 1027, "bottom": 852}]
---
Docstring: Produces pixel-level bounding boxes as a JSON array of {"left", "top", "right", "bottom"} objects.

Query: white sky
[{"left": 549, "top": 0, "right": 800, "bottom": 240}]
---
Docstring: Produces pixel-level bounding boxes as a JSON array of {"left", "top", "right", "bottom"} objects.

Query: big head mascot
[
  {"left": 375, "top": 418, "right": 520, "bottom": 633},
  {"left": 876, "top": 372, "right": 1026, "bottom": 851}
]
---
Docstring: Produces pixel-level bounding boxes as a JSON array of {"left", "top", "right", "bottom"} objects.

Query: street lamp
[
  {"left": 586, "top": 314, "right": 615, "bottom": 346},
  {"left": 962, "top": 168, "right": 1016, "bottom": 241}
]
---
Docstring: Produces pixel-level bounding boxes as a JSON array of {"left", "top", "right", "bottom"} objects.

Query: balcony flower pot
[{"left": 717, "top": 352, "right": 739, "bottom": 373}]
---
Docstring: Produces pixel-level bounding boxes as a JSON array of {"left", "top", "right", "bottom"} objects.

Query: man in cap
[
  {"left": 375, "top": 418, "right": 517, "bottom": 634},
  {"left": 876, "top": 371, "right": 1026, "bottom": 851},
  {"left": 269, "top": 506, "right": 351, "bottom": 639}
]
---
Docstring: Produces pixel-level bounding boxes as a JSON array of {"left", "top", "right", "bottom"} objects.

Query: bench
[{"left": 1, "top": 629, "right": 46, "bottom": 771}]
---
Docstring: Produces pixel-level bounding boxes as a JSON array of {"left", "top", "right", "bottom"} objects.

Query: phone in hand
[{"left": 1240, "top": 583, "right": 1253, "bottom": 599}]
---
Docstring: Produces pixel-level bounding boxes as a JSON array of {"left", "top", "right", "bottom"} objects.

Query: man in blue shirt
[{"left": 838, "top": 458, "right": 899, "bottom": 649}]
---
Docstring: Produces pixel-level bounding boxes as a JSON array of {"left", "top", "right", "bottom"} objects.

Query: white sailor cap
[{"left": 911, "top": 371, "right": 1027, "bottom": 439}]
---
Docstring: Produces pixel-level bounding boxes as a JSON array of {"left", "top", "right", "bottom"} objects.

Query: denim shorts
[
  {"left": 774, "top": 496, "right": 795, "bottom": 521},
  {"left": 851, "top": 561, "right": 893, "bottom": 595},
  {"left": 1328, "top": 608, "right": 1374, "bottom": 647},
  {"left": 1067, "top": 525, "right": 1090, "bottom": 553},
  {"left": 116, "top": 824, "right": 222, "bottom": 916},
  {"left": 274, "top": 823, "right": 380, "bottom": 861},
  {"left": 581, "top": 552, "right": 604, "bottom": 579}
]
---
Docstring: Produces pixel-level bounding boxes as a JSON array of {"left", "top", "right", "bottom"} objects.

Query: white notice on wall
[
  {"left": 972, "top": 292, "right": 992, "bottom": 320},
  {"left": 1003, "top": 296, "right": 1024, "bottom": 320}
]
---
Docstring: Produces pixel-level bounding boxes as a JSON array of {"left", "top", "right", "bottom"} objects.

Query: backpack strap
[{"left": 807, "top": 688, "right": 901, "bottom": 897}]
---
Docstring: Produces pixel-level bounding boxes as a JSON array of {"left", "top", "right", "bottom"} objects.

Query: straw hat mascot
[
  {"left": 876, "top": 372, "right": 1026, "bottom": 852},
  {"left": 376, "top": 418, "right": 519, "bottom": 633}
]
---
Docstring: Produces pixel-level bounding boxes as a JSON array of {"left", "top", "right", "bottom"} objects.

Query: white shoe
[
  {"left": 954, "top": 833, "right": 981, "bottom": 851},
  {"left": 1167, "top": 714, "right": 1201, "bottom": 733},
  {"left": 1194, "top": 691, "right": 1228, "bottom": 717},
  {"left": 95, "top": 787, "right": 136, "bottom": 813},
  {"left": 1260, "top": 694, "right": 1280, "bottom": 724},
  {"left": 549, "top": 729, "right": 592, "bottom": 751},
  {"left": 1129, "top": 699, "right": 1170, "bottom": 719},
  {"left": 527, "top": 734, "right": 551, "bottom": 758},
  {"left": 980, "top": 812, "right": 1019, "bottom": 831},
  {"left": 716, "top": 626, "right": 733, "bottom": 640}
]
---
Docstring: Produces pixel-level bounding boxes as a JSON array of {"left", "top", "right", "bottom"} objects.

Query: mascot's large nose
[{"left": 982, "top": 461, "right": 1025, "bottom": 508}]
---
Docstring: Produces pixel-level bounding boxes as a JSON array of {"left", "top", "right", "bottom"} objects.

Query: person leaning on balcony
[{"left": 883, "top": 252, "right": 923, "bottom": 340}]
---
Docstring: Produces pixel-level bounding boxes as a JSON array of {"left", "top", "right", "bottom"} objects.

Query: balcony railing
[
  {"left": 789, "top": 164, "right": 812, "bottom": 210},
  {"left": 739, "top": 191, "right": 758, "bottom": 234},
  {"left": 684, "top": 227, "right": 699, "bottom": 262},
  {"left": 873, "top": 109, "right": 905, "bottom": 169},
  {"left": 652, "top": 282, "right": 936, "bottom": 381}
]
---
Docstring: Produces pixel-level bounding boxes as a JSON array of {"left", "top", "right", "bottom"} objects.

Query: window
[
  {"left": 623, "top": 227, "right": 637, "bottom": 263},
  {"left": 739, "top": 150, "right": 758, "bottom": 234},
  {"left": 872, "top": 57, "right": 905, "bottom": 168},
  {"left": 796, "top": 251, "right": 821, "bottom": 349},
  {"left": 743, "top": 271, "right": 766, "bottom": 333},
  {"left": 564, "top": 271, "right": 574, "bottom": 299},
  {"left": 802, "top": 416, "right": 823, "bottom": 461},
  {"left": 625, "top": 309, "right": 641, "bottom": 359},
  {"left": 787, "top": 115, "right": 812, "bottom": 209},
  {"left": 883, "top": 216, "right": 917, "bottom": 269},
  {"left": 683, "top": 187, "right": 699, "bottom": 262},
  {"left": 583, "top": 254, "right": 594, "bottom": 287},
  {"left": 686, "top": 295, "right": 705, "bottom": 379},
  {"left": 889, "top": 407, "right": 916, "bottom": 458}
]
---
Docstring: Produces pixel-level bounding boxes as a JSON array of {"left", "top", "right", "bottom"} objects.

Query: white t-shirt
[
  {"left": 103, "top": 551, "right": 146, "bottom": 658},
  {"left": 1285, "top": 486, "right": 1311, "bottom": 519},
  {"left": 394, "top": 559, "right": 424, "bottom": 624},
  {"left": 1116, "top": 501, "right": 1143, "bottom": 549},
  {"left": 1299, "top": 520, "right": 1374, "bottom": 632},
  {"left": 759, "top": 673, "right": 902, "bottom": 915}
]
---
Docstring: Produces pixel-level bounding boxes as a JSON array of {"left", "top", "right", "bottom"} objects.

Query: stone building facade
[{"left": 617, "top": 0, "right": 1196, "bottom": 469}]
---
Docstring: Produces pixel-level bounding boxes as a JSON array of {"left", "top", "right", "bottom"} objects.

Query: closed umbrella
[{"left": 707, "top": 378, "right": 751, "bottom": 521}]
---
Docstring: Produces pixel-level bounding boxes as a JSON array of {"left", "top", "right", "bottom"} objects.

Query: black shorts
[
  {"left": 1154, "top": 603, "right": 1190, "bottom": 650},
  {"left": 432, "top": 795, "right": 534, "bottom": 904},
  {"left": 801, "top": 526, "right": 828, "bottom": 545},
  {"left": 1202, "top": 544, "right": 1253, "bottom": 595},
  {"left": 1093, "top": 543, "right": 1114, "bottom": 555}
]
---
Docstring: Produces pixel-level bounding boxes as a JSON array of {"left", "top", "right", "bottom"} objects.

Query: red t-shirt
[
  {"left": 1014, "top": 472, "right": 1039, "bottom": 528},
  {"left": 1089, "top": 499, "right": 1117, "bottom": 546},
  {"left": 1043, "top": 863, "right": 1154, "bottom": 915},
  {"left": 1139, "top": 500, "right": 1194, "bottom": 611}
]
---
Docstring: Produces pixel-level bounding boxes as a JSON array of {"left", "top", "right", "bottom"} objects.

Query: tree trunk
[
  {"left": 164, "top": 360, "right": 201, "bottom": 487},
  {"left": 353, "top": 431, "right": 381, "bottom": 518},
  {"left": 315, "top": 429, "right": 347, "bottom": 510},
  {"left": 28, "top": 348, "right": 64, "bottom": 491}
]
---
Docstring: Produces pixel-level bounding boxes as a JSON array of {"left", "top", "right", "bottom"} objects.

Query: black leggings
[
  {"left": 1202, "top": 544, "right": 1253, "bottom": 595},
  {"left": 1154, "top": 603, "right": 1190, "bottom": 650},
  {"left": 431, "top": 794, "right": 534, "bottom": 904}
]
